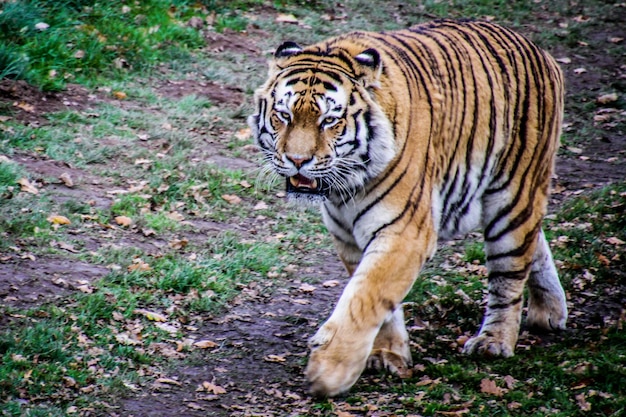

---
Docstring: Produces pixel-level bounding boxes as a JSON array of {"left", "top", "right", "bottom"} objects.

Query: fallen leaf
[
  {"left": 480, "top": 378, "right": 504, "bottom": 397},
  {"left": 156, "top": 377, "right": 182, "bottom": 386},
  {"left": 115, "top": 332, "right": 141, "bottom": 345},
  {"left": 168, "top": 238, "right": 189, "bottom": 250},
  {"left": 18, "top": 178, "right": 39, "bottom": 194},
  {"left": 606, "top": 236, "right": 625, "bottom": 245},
  {"left": 222, "top": 194, "right": 242, "bottom": 204},
  {"left": 275, "top": 13, "right": 299, "bottom": 24},
  {"left": 194, "top": 340, "right": 218, "bottom": 349},
  {"left": 556, "top": 57, "right": 571, "bottom": 64},
  {"left": 573, "top": 67, "right": 587, "bottom": 75},
  {"left": 299, "top": 283, "right": 316, "bottom": 293},
  {"left": 15, "top": 102, "right": 35, "bottom": 112},
  {"left": 264, "top": 354, "right": 287, "bottom": 363},
  {"left": 235, "top": 127, "right": 251, "bottom": 140},
  {"left": 58, "top": 241, "right": 79, "bottom": 253},
  {"left": 597, "top": 93, "right": 618, "bottom": 104},
  {"left": 608, "top": 37, "right": 624, "bottom": 44},
  {"left": 322, "top": 279, "right": 340, "bottom": 287},
  {"left": 202, "top": 381, "right": 226, "bottom": 395},
  {"left": 253, "top": 201, "right": 269, "bottom": 210},
  {"left": 503, "top": 375, "right": 517, "bottom": 390},
  {"left": 59, "top": 172, "right": 74, "bottom": 187},
  {"left": 115, "top": 215, "right": 132, "bottom": 227},
  {"left": 239, "top": 180, "right": 252, "bottom": 188},
  {"left": 128, "top": 259, "right": 151, "bottom": 272},
  {"left": 134, "top": 309, "right": 167, "bottom": 322},
  {"left": 437, "top": 409, "right": 470, "bottom": 416},
  {"left": 166, "top": 211, "right": 185, "bottom": 222},
  {"left": 47, "top": 215, "right": 71, "bottom": 225},
  {"left": 576, "top": 392, "right": 592, "bottom": 411},
  {"left": 113, "top": 91, "right": 127, "bottom": 99}
]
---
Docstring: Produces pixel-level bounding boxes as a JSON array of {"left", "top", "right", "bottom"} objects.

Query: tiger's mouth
[{"left": 286, "top": 174, "right": 327, "bottom": 196}]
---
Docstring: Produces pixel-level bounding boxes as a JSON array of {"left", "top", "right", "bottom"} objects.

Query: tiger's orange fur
[{"left": 249, "top": 19, "right": 567, "bottom": 397}]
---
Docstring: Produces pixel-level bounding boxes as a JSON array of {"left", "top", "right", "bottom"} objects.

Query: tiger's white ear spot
[
  {"left": 355, "top": 48, "right": 380, "bottom": 69},
  {"left": 275, "top": 41, "right": 303, "bottom": 58}
]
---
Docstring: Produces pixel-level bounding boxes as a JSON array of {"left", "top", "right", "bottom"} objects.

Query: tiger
[{"left": 248, "top": 19, "right": 568, "bottom": 397}]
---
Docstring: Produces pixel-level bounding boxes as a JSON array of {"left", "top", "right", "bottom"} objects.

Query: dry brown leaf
[
  {"left": 556, "top": 57, "right": 571, "bottom": 64},
  {"left": 608, "top": 37, "right": 624, "bottom": 44},
  {"left": 253, "top": 201, "right": 269, "bottom": 210},
  {"left": 194, "top": 340, "right": 218, "bottom": 349},
  {"left": 166, "top": 211, "right": 185, "bottom": 222},
  {"left": 606, "top": 236, "right": 625, "bottom": 245},
  {"left": 437, "top": 409, "right": 470, "bottom": 416},
  {"left": 156, "top": 377, "right": 182, "bottom": 386},
  {"left": 299, "top": 283, "right": 316, "bottom": 293},
  {"left": 222, "top": 194, "right": 242, "bottom": 205},
  {"left": 128, "top": 259, "right": 151, "bottom": 272},
  {"left": 275, "top": 13, "right": 299, "bottom": 24},
  {"left": 115, "top": 215, "right": 132, "bottom": 227},
  {"left": 113, "top": 91, "right": 127, "bottom": 99},
  {"left": 59, "top": 172, "right": 74, "bottom": 187},
  {"left": 168, "top": 238, "right": 189, "bottom": 250},
  {"left": 597, "top": 93, "right": 618, "bottom": 104},
  {"left": 480, "top": 378, "right": 504, "bottom": 397},
  {"left": 47, "top": 215, "right": 71, "bottom": 225},
  {"left": 134, "top": 309, "right": 167, "bottom": 322},
  {"left": 264, "top": 354, "right": 287, "bottom": 363},
  {"left": 235, "top": 127, "right": 251, "bottom": 140},
  {"left": 322, "top": 279, "right": 340, "bottom": 287},
  {"left": 58, "top": 241, "right": 79, "bottom": 253},
  {"left": 18, "top": 178, "right": 39, "bottom": 194},
  {"left": 15, "top": 101, "right": 35, "bottom": 112},
  {"left": 576, "top": 392, "right": 592, "bottom": 411},
  {"left": 202, "top": 381, "right": 226, "bottom": 395},
  {"left": 574, "top": 67, "right": 587, "bottom": 75}
]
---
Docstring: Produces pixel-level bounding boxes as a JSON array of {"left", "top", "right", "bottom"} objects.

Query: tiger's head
[{"left": 248, "top": 40, "right": 396, "bottom": 204}]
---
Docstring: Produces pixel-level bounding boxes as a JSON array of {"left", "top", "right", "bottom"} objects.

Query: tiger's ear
[
  {"left": 275, "top": 41, "right": 303, "bottom": 58},
  {"left": 354, "top": 48, "right": 382, "bottom": 88},
  {"left": 269, "top": 41, "right": 303, "bottom": 74}
]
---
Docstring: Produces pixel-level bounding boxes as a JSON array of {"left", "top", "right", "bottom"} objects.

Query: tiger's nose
[{"left": 286, "top": 154, "right": 312, "bottom": 169}]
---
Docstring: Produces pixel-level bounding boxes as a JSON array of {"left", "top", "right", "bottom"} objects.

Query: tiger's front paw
[
  {"left": 305, "top": 322, "right": 373, "bottom": 397},
  {"left": 462, "top": 332, "right": 515, "bottom": 358}
]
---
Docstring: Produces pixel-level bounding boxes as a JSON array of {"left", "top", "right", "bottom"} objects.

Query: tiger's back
[{"left": 250, "top": 19, "right": 567, "bottom": 397}]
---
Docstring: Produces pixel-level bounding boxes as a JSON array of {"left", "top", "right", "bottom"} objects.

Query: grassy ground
[{"left": 1, "top": 0, "right": 625, "bottom": 416}]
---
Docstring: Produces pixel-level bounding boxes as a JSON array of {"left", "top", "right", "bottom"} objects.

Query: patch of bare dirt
[
  {"left": 155, "top": 79, "right": 246, "bottom": 108},
  {"left": 122, "top": 260, "right": 344, "bottom": 417},
  {"left": 0, "top": 256, "right": 109, "bottom": 309},
  {"left": 0, "top": 80, "right": 103, "bottom": 126}
]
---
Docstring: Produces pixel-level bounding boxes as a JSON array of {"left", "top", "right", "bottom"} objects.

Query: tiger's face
[{"left": 249, "top": 43, "right": 396, "bottom": 204}]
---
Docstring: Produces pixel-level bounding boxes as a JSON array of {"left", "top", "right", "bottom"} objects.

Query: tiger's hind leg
[
  {"left": 366, "top": 306, "right": 412, "bottom": 374},
  {"left": 526, "top": 229, "right": 568, "bottom": 331},
  {"left": 463, "top": 198, "right": 545, "bottom": 357}
]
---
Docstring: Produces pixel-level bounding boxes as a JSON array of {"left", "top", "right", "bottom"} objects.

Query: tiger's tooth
[
  {"left": 311, "top": 179, "right": 318, "bottom": 189},
  {"left": 289, "top": 176, "right": 299, "bottom": 187}
]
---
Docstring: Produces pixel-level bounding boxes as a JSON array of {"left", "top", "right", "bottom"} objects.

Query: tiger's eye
[
  {"left": 322, "top": 116, "right": 337, "bottom": 127},
  {"left": 280, "top": 112, "right": 291, "bottom": 122}
]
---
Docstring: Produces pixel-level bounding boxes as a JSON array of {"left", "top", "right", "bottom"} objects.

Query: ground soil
[{"left": 1, "top": 12, "right": 625, "bottom": 417}]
